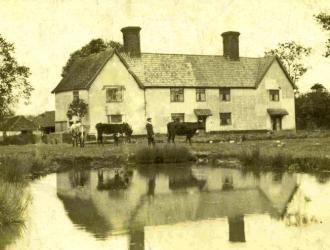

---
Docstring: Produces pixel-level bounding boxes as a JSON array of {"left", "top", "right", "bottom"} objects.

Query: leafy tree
[
  {"left": 0, "top": 34, "right": 32, "bottom": 120},
  {"left": 265, "top": 42, "right": 311, "bottom": 86},
  {"left": 295, "top": 84, "right": 330, "bottom": 129},
  {"left": 66, "top": 98, "right": 88, "bottom": 122},
  {"left": 62, "top": 38, "right": 123, "bottom": 77},
  {"left": 315, "top": 12, "right": 330, "bottom": 57}
]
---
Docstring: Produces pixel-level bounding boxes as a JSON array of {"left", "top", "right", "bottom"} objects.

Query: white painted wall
[
  {"left": 257, "top": 60, "right": 296, "bottom": 130},
  {"left": 88, "top": 54, "right": 145, "bottom": 135}
]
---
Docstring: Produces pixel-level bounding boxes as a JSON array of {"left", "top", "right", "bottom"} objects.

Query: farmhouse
[{"left": 52, "top": 27, "right": 296, "bottom": 135}]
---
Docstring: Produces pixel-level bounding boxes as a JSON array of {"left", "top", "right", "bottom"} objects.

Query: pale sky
[{"left": 1, "top": 0, "right": 330, "bottom": 115}]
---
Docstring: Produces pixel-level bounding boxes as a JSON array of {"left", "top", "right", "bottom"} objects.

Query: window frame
[
  {"left": 106, "top": 86, "right": 124, "bottom": 103},
  {"left": 107, "top": 114, "right": 123, "bottom": 124},
  {"left": 269, "top": 89, "right": 280, "bottom": 102},
  {"left": 220, "top": 112, "right": 232, "bottom": 126},
  {"left": 73, "top": 91, "right": 79, "bottom": 101},
  {"left": 170, "top": 88, "right": 184, "bottom": 102},
  {"left": 219, "top": 88, "right": 231, "bottom": 102},
  {"left": 196, "top": 88, "right": 206, "bottom": 102},
  {"left": 171, "top": 113, "right": 185, "bottom": 122}
]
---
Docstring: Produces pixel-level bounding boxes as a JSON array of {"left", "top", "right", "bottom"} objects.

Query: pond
[{"left": 5, "top": 165, "right": 330, "bottom": 250}]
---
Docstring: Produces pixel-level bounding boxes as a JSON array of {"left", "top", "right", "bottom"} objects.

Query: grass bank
[
  {"left": 1, "top": 136, "right": 330, "bottom": 175},
  {"left": 0, "top": 157, "right": 30, "bottom": 249}
]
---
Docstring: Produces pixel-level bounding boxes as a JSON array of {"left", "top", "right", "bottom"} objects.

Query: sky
[{"left": 1, "top": 0, "right": 330, "bottom": 115}]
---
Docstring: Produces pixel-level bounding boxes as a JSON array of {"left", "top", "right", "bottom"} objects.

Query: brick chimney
[
  {"left": 221, "top": 31, "right": 240, "bottom": 60},
  {"left": 121, "top": 26, "right": 141, "bottom": 57}
]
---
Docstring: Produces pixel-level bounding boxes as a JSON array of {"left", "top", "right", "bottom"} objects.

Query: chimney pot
[
  {"left": 221, "top": 31, "right": 240, "bottom": 60},
  {"left": 121, "top": 26, "right": 141, "bottom": 57}
]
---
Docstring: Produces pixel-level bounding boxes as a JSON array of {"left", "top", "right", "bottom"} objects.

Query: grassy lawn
[{"left": 1, "top": 136, "right": 330, "bottom": 160}]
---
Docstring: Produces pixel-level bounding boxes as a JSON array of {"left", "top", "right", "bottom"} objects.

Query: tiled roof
[
  {"left": 52, "top": 50, "right": 115, "bottom": 93},
  {"left": 120, "top": 52, "right": 275, "bottom": 88},
  {"left": 0, "top": 116, "right": 38, "bottom": 131},
  {"left": 33, "top": 111, "right": 55, "bottom": 128},
  {"left": 52, "top": 49, "right": 286, "bottom": 93}
]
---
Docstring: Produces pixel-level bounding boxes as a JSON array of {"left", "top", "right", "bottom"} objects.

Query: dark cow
[
  {"left": 96, "top": 123, "right": 133, "bottom": 145},
  {"left": 167, "top": 121, "right": 204, "bottom": 144}
]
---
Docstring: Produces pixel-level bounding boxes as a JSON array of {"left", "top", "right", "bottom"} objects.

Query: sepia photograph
[{"left": 1, "top": 0, "right": 330, "bottom": 249}]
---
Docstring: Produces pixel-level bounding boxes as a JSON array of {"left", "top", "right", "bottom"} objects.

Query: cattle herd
[{"left": 70, "top": 120, "right": 203, "bottom": 147}]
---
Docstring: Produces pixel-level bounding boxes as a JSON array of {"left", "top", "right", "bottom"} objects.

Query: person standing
[{"left": 146, "top": 118, "right": 155, "bottom": 146}]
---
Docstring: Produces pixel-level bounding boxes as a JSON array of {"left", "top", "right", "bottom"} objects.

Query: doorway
[
  {"left": 271, "top": 116, "right": 282, "bottom": 131},
  {"left": 197, "top": 115, "right": 207, "bottom": 131}
]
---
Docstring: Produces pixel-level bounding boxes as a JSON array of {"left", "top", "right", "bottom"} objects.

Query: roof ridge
[{"left": 138, "top": 51, "right": 269, "bottom": 59}]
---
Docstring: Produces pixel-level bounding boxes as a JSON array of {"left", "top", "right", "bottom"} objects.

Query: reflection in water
[
  {"left": 168, "top": 168, "right": 206, "bottom": 191},
  {"left": 97, "top": 169, "right": 132, "bottom": 190},
  {"left": 228, "top": 216, "right": 245, "bottom": 242},
  {"left": 11, "top": 165, "right": 330, "bottom": 250},
  {"left": 56, "top": 166, "right": 299, "bottom": 247},
  {"left": 69, "top": 170, "right": 89, "bottom": 188},
  {"left": 147, "top": 177, "right": 155, "bottom": 196},
  {"left": 222, "top": 176, "right": 234, "bottom": 191}
]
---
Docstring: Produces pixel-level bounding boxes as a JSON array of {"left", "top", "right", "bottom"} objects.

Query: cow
[
  {"left": 96, "top": 123, "right": 133, "bottom": 145},
  {"left": 167, "top": 120, "right": 204, "bottom": 144}
]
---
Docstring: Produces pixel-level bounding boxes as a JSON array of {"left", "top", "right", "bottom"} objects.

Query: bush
[
  {"left": 2, "top": 133, "right": 36, "bottom": 145},
  {"left": 238, "top": 146, "right": 263, "bottom": 167},
  {"left": 135, "top": 145, "right": 194, "bottom": 164}
]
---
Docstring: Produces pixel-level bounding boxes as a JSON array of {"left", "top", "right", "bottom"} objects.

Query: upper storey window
[
  {"left": 106, "top": 86, "right": 123, "bottom": 103},
  {"left": 269, "top": 89, "right": 280, "bottom": 101},
  {"left": 196, "top": 88, "right": 206, "bottom": 102},
  {"left": 220, "top": 88, "right": 230, "bottom": 102},
  {"left": 170, "top": 88, "right": 184, "bottom": 102}
]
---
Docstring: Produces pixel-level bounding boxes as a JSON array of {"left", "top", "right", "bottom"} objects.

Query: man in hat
[{"left": 146, "top": 117, "right": 155, "bottom": 146}]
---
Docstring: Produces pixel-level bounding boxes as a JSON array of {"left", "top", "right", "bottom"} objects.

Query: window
[
  {"left": 196, "top": 88, "right": 206, "bottom": 102},
  {"left": 170, "top": 88, "right": 184, "bottom": 102},
  {"left": 106, "top": 87, "right": 123, "bottom": 102},
  {"left": 220, "top": 88, "right": 230, "bottom": 101},
  {"left": 107, "top": 115, "right": 122, "bottom": 124},
  {"left": 73, "top": 91, "right": 79, "bottom": 101},
  {"left": 269, "top": 89, "right": 279, "bottom": 101},
  {"left": 171, "top": 113, "right": 185, "bottom": 122},
  {"left": 220, "top": 113, "right": 231, "bottom": 125}
]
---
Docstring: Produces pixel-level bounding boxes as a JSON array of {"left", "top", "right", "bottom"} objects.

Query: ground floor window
[
  {"left": 220, "top": 113, "right": 231, "bottom": 126},
  {"left": 171, "top": 113, "right": 185, "bottom": 122},
  {"left": 107, "top": 114, "right": 123, "bottom": 124}
]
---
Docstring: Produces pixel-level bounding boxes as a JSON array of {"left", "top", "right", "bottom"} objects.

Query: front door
[
  {"left": 271, "top": 117, "right": 282, "bottom": 131},
  {"left": 197, "top": 116, "right": 207, "bottom": 130}
]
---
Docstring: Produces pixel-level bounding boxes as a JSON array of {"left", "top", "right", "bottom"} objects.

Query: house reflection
[{"left": 56, "top": 167, "right": 298, "bottom": 249}]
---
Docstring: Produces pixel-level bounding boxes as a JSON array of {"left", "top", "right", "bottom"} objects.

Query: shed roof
[
  {"left": 33, "top": 111, "right": 55, "bottom": 128},
  {"left": 52, "top": 49, "right": 293, "bottom": 93},
  {"left": 0, "top": 116, "right": 38, "bottom": 132}
]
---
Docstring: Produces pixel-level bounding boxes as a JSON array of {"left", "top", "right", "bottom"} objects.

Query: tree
[
  {"left": 265, "top": 42, "right": 311, "bottom": 86},
  {"left": 0, "top": 34, "right": 32, "bottom": 120},
  {"left": 62, "top": 38, "right": 123, "bottom": 77},
  {"left": 315, "top": 12, "right": 330, "bottom": 57},
  {"left": 295, "top": 84, "right": 330, "bottom": 129},
  {"left": 66, "top": 98, "right": 88, "bottom": 122}
]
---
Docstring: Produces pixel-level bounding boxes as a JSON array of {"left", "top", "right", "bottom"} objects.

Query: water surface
[{"left": 6, "top": 165, "right": 330, "bottom": 250}]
